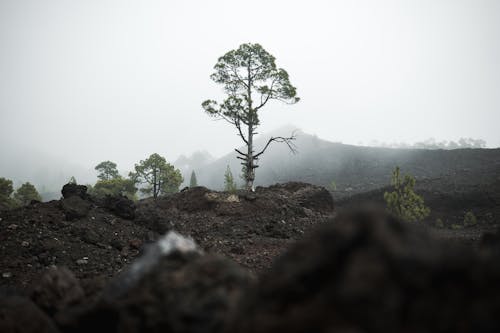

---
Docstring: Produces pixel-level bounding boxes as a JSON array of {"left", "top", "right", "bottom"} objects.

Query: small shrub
[
  {"left": 224, "top": 166, "right": 237, "bottom": 193},
  {"left": 435, "top": 218, "right": 444, "bottom": 228},
  {"left": 463, "top": 211, "right": 477, "bottom": 227},
  {"left": 384, "top": 166, "right": 430, "bottom": 222},
  {"left": 451, "top": 224, "right": 463, "bottom": 230},
  {"left": 329, "top": 180, "right": 337, "bottom": 191}
]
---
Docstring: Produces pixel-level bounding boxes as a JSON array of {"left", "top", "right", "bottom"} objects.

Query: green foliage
[
  {"left": 0, "top": 177, "right": 14, "bottom": 198},
  {"left": 384, "top": 166, "right": 430, "bottom": 222},
  {"left": 451, "top": 224, "right": 463, "bottom": 230},
  {"left": 202, "top": 43, "right": 299, "bottom": 190},
  {"left": 0, "top": 177, "right": 16, "bottom": 209},
  {"left": 189, "top": 170, "right": 198, "bottom": 187},
  {"left": 463, "top": 211, "right": 477, "bottom": 227},
  {"left": 224, "top": 166, "right": 237, "bottom": 193},
  {"left": 131, "top": 153, "right": 183, "bottom": 198},
  {"left": 95, "top": 161, "right": 120, "bottom": 181},
  {"left": 93, "top": 178, "right": 137, "bottom": 199},
  {"left": 435, "top": 218, "right": 444, "bottom": 228},
  {"left": 329, "top": 180, "right": 337, "bottom": 191},
  {"left": 14, "top": 182, "right": 42, "bottom": 206}
]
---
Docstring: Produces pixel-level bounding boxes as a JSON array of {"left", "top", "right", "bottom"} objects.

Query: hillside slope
[{"left": 195, "top": 129, "right": 500, "bottom": 198}]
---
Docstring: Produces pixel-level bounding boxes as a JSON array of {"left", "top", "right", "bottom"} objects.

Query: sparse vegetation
[
  {"left": 190, "top": 170, "right": 198, "bottom": 187},
  {"left": 0, "top": 177, "right": 16, "bottom": 209},
  {"left": 329, "top": 180, "right": 337, "bottom": 191},
  {"left": 90, "top": 161, "right": 138, "bottom": 199},
  {"left": 435, "top": 218, "right": 444, "bottom": 228},
  {"left": 463, "top": 211, "right": 478, "bottom": 227},
  {"left": 384, "top": 166, "right": 430, "bottom": 222},
  {"left": 93, "top": 178, "right": 137, "bottom": 200},
  {"left": 224, "top": 165, "right": 237, "bottom": 193},
  {"left": 203, "top": 43, "right": 299, "bottom": 190},
  {"left": 13, "top": 182, "right": 42, "bottom": 206}
]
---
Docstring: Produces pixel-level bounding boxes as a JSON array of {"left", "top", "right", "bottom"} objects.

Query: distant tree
[
  {"left": 68, "top": 176, "right": 77, "bottom": 184},
  {"left": 14, "top": 182, "right": 42, "bottom": 206},
  {"left": 224, "top": 165, "right": 237, "bottom": 193},
  {"left": 130, "top": 153, "right": 183, "bottom": 198},
  {"left": 95, "top": 161, "right": 120, "bottom": 181},
  {"left": 0, "top": 177, "right": 14, "bottom": 198},
  {"left": 159, "top": 166, "right": 184, "bottom": 195},
  {"left": 329, "top": 180, "right": 337, "bottom": 191},
  {"left": 202, "top": 43, "right": 300, "bottom": 190},
  {"left": 384, "top": 167, "right": 430, "bottom": 222},
  {"left": 189, "top": 170, "right": 198, "bottom": 187},
  {"left": 0, "top": 177, "right": 15, "bottom": 209}
]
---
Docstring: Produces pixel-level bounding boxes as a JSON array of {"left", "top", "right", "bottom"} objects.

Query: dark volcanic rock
[
  {"left": 31, "top": 267, "right": 85, "bottom": 316},
  {"left": 101, "top": 195, "right": 136, "bottom": 220},
  {"left": 171, "top": 186, "right": 216, "bottom": 212},
  {"left": 64, "top": 232, "right": 252, "bottom": 333},
  {"left": 0, "top": 293, "right": 60, "bottom": 333},
  {"left": 61, "top": 183, "right": 88, "bottom": 200},
  {"left": 228, "top": 209, "right": 500, "bottom": 333},
  {"left": 259, "top": 182, "right": 334, "bottom": 213},
  {"left": 60, "top": 196, "right": 91, "bottom": 221}
]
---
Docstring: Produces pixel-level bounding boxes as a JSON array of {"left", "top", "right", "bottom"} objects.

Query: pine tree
[
  {"left": 224, "top": 165, "right": 237, "bottom": 193},
  {"left": 14, "top": 182, "right": 42, "bottom": 206},
  {"left": 384, "top": 167, "right": 430, "bottom": 222},
  {"left": 203, "top": 43, "right": 299, "bottom": 190},
  {"left": 189, "top": 170, "right": 198, "bottom": 187}
]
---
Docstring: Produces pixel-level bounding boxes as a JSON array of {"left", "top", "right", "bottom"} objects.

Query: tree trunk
[
  {"left": 246, "top": 123, "right": 254, "bottom": 191},
  {"left": 245, "top": 60, "right": 255, "bottom": 191},
  {"left": 153, "top": 168, "right": 157, "bottom": 199}
]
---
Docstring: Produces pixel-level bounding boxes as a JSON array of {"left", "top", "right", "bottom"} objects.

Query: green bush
[
  {"left": 329, "top": 180, "right": 337, "bottom": 191},
  {"left": 224, "top": 166, "right": 237, "bottom": 193},
  {"left": 14, "top": 182, "right": 42, "bottom": 206},
  {"left": 93, "top": 178, "right": 137, "bottom": 200},
  {"left": 384, "top": 166, "right": 430, "bottom": 222},
  {"left": 463, "top": 211, "right": 477, "bottom": 227},
  {"left": 435, "top": 218, "right": 444, "bottom": 228}
]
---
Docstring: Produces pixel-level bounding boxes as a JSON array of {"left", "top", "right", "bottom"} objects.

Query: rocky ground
[
  {"left": 0, "top": 182, "right": 334, "bottom": 291},
  {"left": 1, "top": 181, "right": 500, "bottom": 332}
]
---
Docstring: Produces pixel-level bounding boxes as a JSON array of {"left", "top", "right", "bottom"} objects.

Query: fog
[{"left": 1, "top": 0, "right": 499, "bottom": 189}]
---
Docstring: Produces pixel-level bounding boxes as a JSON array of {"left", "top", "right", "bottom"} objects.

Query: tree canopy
[
  {"left": 130, "top": 153, "right": 183, "bottom": 198},
  {"left": 95, "top": 161, "right": 120, "bottom": 181},
  {"left": 189, "top": 170, "right": 198, "bottom": 187},
  {"left": 202, "top": 43, "right": 299, "bottom": 190},
  {"left": 14, "top": 182, "right": 42, "bottom": 206}
]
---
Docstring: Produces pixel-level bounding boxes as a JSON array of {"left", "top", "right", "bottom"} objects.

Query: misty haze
[{"left": 1, "top": 1, "right": 500, "bottom": 332}]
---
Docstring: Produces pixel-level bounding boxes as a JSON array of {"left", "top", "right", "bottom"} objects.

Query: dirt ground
[
  {"left": 0, "top": 182, "right": 334, "bottom": 291},
  {"left": 1, "top": 181, "right": 500, "bottom": 332}
]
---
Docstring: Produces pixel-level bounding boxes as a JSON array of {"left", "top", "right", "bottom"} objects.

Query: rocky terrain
[
  {"left": 1, "top": 181, "right": 500, "bottom": 332},
  {"left": 0, "top": 182, "right": 334, "bottom": 291}
]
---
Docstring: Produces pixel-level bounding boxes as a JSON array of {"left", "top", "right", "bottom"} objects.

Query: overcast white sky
[{"left": 1, "top": 0, "right": 499, "bottom": 172}]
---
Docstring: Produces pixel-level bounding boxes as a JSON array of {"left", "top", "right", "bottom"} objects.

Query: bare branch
[
  {"left": 235, "top": 148, "right": 247, "bottom": 156},
  {"left": 254, "top": 132, "right": 298, "bottom": 159},
  {"left": 235, "top": 120, "right": 248, "bottom": 145}
]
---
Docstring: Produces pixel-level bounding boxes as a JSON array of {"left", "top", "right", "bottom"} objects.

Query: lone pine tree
[
  {"left": 203, "top": 43, "right": 299, "bottom": 190},
  {"left": 384, "top": 166, "right": 430, "bottom": 222}
]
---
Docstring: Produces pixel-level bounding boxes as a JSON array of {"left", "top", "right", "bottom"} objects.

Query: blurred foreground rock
[
  {"left": 0, "top": 196, "right": 500, "bottom": 333},
  {"left": 228, "top": 209, "right": 500, "bottom": 332}
]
